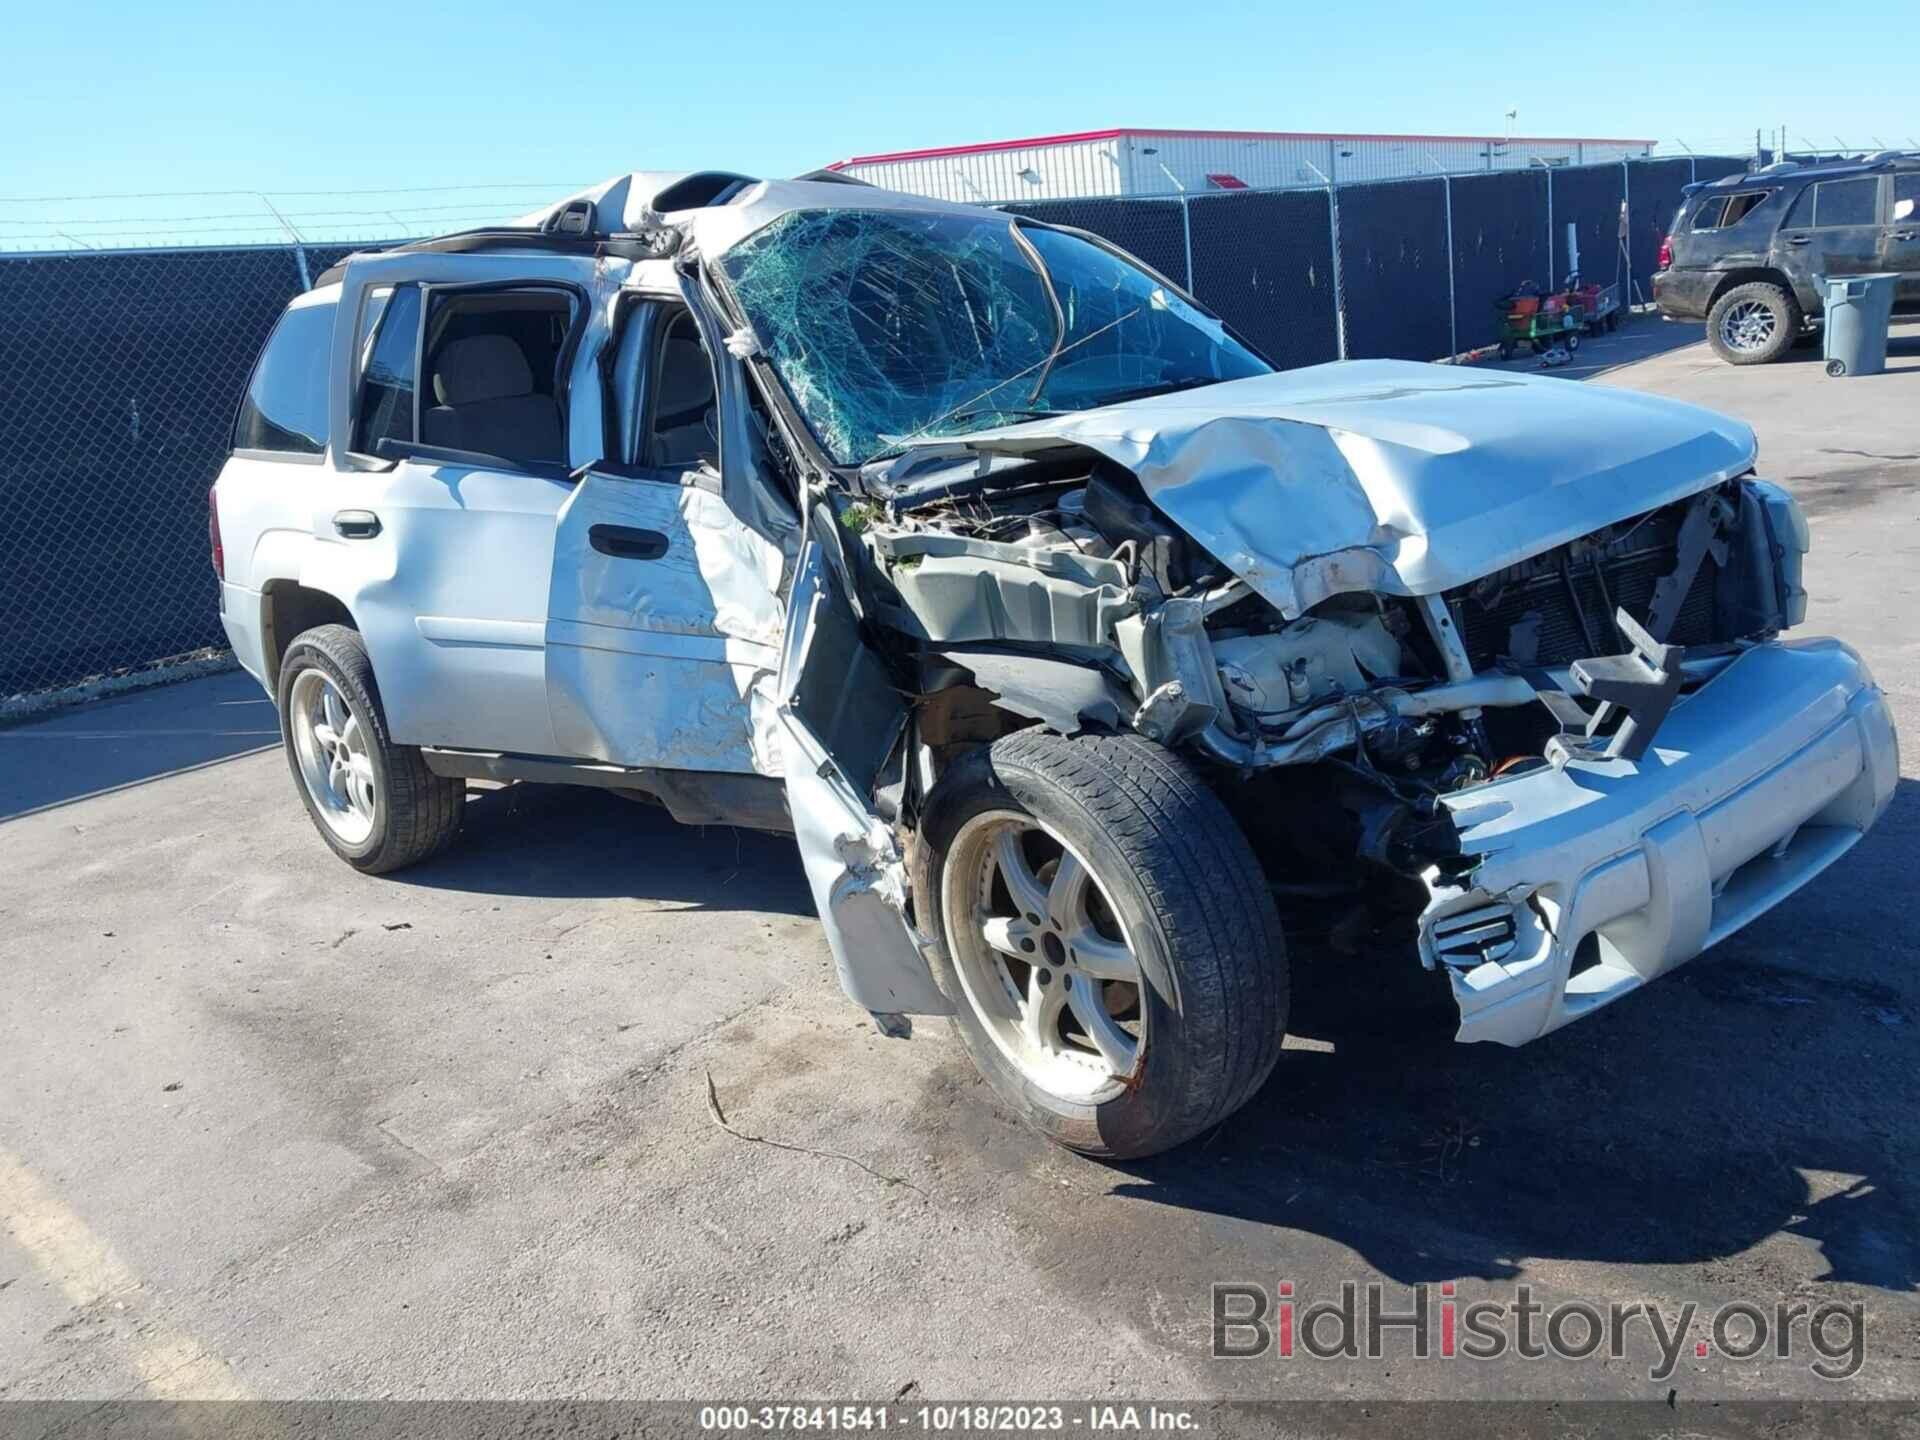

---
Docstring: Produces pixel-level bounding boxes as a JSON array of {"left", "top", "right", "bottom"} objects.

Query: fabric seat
[
  {"left": 649, "top": 337, "right": 716, "bottom": 467},
  {"left": 421, "top": 334, "right": 563, "bottom": 466}
]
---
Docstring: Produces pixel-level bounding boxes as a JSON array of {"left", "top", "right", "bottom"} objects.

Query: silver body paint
[{"left": 218, "top": 172, "right": 1899, "bottom": 1045}]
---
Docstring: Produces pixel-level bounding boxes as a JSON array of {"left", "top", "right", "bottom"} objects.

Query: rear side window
[
  {"left": 233, "top": 300, "right": 335, "bottom": 456},
  {"left": 1895, "top": 174, "right": 1918, "bottom": 223},
  {"left": 353, "top": 284, "right": 423, "bottom": 452},
  {"left": 1785, "top": 177, "right": 1881, "bottom": 229},
  {"left": 1693, "top": 191, "right": 1769, "bottom": 229},
  {"left": 1690, "top": 196, "right": 1729, "bottom": 230}
]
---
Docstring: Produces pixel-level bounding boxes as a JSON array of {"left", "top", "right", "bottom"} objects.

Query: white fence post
[
  {"left": 1180, "top": 194, "right": 1194, "bottom": 292},
  {"left": 1442, "top": 174, "right": 1457, "bottom": 358},
  {"left": 1328, "top": 181, "right": 1347, "bottom": 360},
  {"left": 1545, "top": 167, "right": 1555, "bottom": 287},
  {"left": 1622, "top": 158, "right": 1632, "bottom": 303}
]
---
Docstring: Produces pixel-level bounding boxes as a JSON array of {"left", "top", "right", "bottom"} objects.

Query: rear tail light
[
  {"left": 208, "top": 485, "right": 225, "bottom": 580},
  {"left": 1656, "top": 235, "right": 1673, "bottom": 270}
]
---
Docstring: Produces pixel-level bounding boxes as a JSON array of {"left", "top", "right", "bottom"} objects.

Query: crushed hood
[{"left": 945, "top": 360, "right": 1759, "bottom": 617}]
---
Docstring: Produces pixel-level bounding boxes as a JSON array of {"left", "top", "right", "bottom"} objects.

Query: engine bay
[{"left": 836, "top": 454, "right": 1809, "bottom": 920}]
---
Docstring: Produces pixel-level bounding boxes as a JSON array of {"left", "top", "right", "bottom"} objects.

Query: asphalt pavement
[{"left": 2, "top": 315, "right": 1916, "bottom": 1406}]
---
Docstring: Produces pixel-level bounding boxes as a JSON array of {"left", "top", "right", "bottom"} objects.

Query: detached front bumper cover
[{"left": 1421, "top": 638, "right": 1899, "bottom": 1046}]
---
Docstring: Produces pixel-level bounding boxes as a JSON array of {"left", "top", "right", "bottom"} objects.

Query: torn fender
[
  {"left": 778, "top": 541, "right": 953, "bottom": 1017},
  {"left": 936, "top": 651, "right": 1132, "bottom": 735}
]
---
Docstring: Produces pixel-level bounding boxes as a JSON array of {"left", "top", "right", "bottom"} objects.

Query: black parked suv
[{"left": 1654, "top": 152, "right": 1920, "bottom": 364}]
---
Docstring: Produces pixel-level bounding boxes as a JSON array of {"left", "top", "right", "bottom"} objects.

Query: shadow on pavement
[
  {"left": 0, "top": 668, "right": 279, "bottom": 820},
  {"left": 1104, "top": 778, "right": 1920, "bottom": 1293},
  {"left": 389, "top": 780, "right": 816, "bottom": 918}
]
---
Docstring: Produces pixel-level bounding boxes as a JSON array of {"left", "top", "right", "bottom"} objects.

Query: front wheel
[
  {"left": 914, "top": 732, "right": 1289, "bottom": 1159},
  {"left": 277, "top": 624, "right": 465, "bottom": 874}
]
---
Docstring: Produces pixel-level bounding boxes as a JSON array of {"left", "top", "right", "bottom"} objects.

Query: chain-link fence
[
  {"left": 1015, "top": 155, "right": 1750, "bottom": 368},
  {"left": 0, "top": 242, "right": 364, "bottom": 705},
  {"left": 2, "top": 157, "right": 1752, "bottom": 707}
]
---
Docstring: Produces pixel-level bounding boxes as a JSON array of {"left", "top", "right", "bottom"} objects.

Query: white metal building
[{"left": 827, "top": 127, "right": 1656, "bottom": 203}]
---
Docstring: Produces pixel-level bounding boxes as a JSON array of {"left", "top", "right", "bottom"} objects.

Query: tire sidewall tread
[
  {"left": 275, "top": 624, "right": 464, "bottom": 875},
  {"left": 1708, "top": 282, "right": 1801, "bottom": 366},
  {"left": 916, "top": 731, "right": 1288, "bottom": 1159}
]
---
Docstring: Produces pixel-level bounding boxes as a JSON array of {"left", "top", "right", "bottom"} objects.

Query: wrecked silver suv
[{"left": 217, "top": 172, "right": 1899, "bottom": 1159}]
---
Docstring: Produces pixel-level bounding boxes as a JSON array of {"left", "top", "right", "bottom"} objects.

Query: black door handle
[
  {"left": 589, "top": 524, "right": 669, "bottom": 560},
  {"left": 1893, "top": 230, "right": 1918, "bottom": 241},
  {"left": 1786, "top": 236, "right": 1811, "bottom": 246},
  {"left": 333, "top": 510, "right": 381, "bottom": 539}
]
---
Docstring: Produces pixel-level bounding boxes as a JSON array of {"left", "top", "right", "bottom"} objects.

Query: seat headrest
[
  {"left": 433, "top": 334, "right": 534, "bottom": 406},
  {"left": 655, "top": 338, "right": 715, "bottom": 415}
]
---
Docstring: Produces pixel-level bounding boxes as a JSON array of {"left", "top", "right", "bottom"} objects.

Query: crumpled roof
[{"left": 511, "top": 171, "right": 998, "bottom": 260}]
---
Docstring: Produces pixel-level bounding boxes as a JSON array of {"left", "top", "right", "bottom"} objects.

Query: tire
[
  {"left": 276, "top": 624, "right": 465, "bottom": 874},
  {"left": 1606, "top": 311, "right": 1620, "bottom": 332},
  {"left": 1498, "top": 341, "right": 1515, "bottom": 362},
  {"left": 1566, "top": 329, "right": 1580, "bottom": 352},
  {"left": 913, "top": 731, "right": 1289, "bottom": 1159},
  {"left": 1707, "top": 282, "right": 1802, "bottom": 365},
  {"left": 1826, "top": 359, "right": 1846, "bottom": 378}
]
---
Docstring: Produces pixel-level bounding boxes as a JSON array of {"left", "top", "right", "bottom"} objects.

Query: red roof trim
[{"left": 826, "top": 127, "right": 1657, "bottom": 169}]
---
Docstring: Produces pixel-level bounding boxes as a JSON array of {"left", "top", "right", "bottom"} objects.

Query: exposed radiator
[{"left": 1452, "top": 547, "right": 1720, "bottom": 670}]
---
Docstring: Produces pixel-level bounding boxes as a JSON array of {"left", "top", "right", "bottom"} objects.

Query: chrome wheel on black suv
[{"left": 1706, "top": 282, "right": 1803, "bottom": 366}]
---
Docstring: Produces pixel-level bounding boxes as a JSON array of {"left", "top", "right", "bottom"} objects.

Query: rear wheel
[
  {"left": 1708, "top": 282, "right": 1801, "bottom": 365},
  {"left": 915, "top": 731, "right": 1289, "bottom": 1159},
  {"left": 277, "top": 625, "right": 465, "bottom": 874}
]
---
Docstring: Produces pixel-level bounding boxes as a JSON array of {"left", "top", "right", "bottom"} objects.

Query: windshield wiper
[
  {"left": 921, "top": 405, "right": 1060, "bottom": 431},
  {"left": 870, "top": 406, "right": 1059, "bottom": 460},
  {"left": 1097, "top": 376, "right": 1225, "bottom": 406},
  {"left": 1008, "top": 223, "right": 1066, "bottom": 404}
]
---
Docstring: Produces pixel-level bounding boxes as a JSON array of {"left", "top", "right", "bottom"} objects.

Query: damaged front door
[
  {"left": 778, "top": 536, "right": 953, "bottom": 1019},
  {"left": 546, "top": 298, "right": 786, "bottom": 774}
]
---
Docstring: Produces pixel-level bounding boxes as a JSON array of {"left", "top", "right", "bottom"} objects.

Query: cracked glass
[{"left": 717, "top": 209, "right": 1268, "bottom": 466}]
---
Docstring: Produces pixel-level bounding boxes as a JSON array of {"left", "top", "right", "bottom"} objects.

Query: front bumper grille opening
[
  {"left": 1568, "top": 932, "right": 1604, "bottom": 978},
  {"left": 1430, "top": 903, "right": 1519, "bottom": 970}
]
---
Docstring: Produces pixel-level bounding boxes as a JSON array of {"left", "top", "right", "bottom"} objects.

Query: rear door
[
  {"left": 316, "top": 252, "right": 600, "bottom": 756},
  {"left": 1884, "top": 172, "right": 1920, "bottom": 306},
  {"left": 545, "top": 291, "right": 788, "bottom": 774},
  {"left": 1774, "top": 175, "right": 1886, "bottom": 307}
]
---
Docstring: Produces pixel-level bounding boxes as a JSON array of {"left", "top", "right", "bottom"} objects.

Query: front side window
[
  {"left": 233, "top": 299, "right": 336, "bottom": 456},
  {"left": 1895, "top": 174, "right": 1918, "bottom": 223},
  {"left": 717, "top": 209, "right": 1269, "bottom": 466}
]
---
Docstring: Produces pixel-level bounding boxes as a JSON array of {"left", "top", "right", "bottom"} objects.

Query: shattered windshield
[{"left": 716, "top": 208, "right": 1270, "bottom": 466}]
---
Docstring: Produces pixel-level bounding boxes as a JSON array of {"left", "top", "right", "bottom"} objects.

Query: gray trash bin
[{"left": 1821, "top": 273, "right": 1898, "bottom": 378}]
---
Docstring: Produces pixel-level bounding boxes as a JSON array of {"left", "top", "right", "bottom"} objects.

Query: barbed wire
[
  {"left": 0, "top": 180, "right": 589, "bottom": 254},
  {"left": 8, "top": 138, "right": 1917, "bottom": 256}
]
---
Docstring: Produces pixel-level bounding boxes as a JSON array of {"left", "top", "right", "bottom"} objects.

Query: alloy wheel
[
  {"left": 288, "top": 668, "right": 376, "bottom": 844},
  {"left": 942, "top": 810, "right": 1146, "bottom": 1102},
  {"left": 1719, "top": 299, "right": 1777, "bottom": 354}
]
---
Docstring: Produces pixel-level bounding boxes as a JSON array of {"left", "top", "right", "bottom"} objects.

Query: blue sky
[{"left": 5, "top": 0, "right": 1915, "bottom": 248}]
